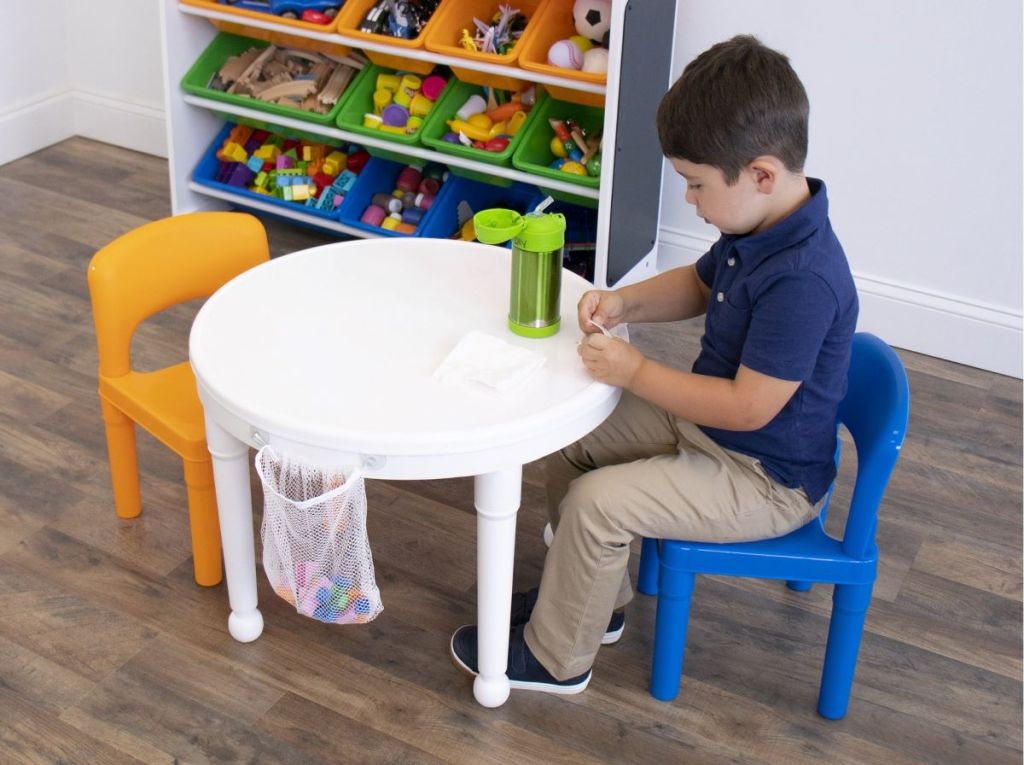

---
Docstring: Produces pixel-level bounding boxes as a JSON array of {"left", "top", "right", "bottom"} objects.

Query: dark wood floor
[{"left": 1, "top": 137, "right": 1020, "bottom": 765}]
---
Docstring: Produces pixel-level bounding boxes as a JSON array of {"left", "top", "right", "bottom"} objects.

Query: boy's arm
[
  {"left": 577, "top": 336, "right": 800, "bottom": 431},
  {"left": 581, "top": 265, "right": 710, "bottom": 332},
  {"left": 618, "top": 264, "right": 711, "bottom": 324},
  {"left": 629, "top": 360, "right": 800, "bottom": 431},
  {"left": 578, "top": 269, "right": 839, "bottom": 431}
]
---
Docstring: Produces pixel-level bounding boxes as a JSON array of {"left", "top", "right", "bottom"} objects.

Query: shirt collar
[{"left": 724, "top": 178, "right": 828, "bottom": 266}]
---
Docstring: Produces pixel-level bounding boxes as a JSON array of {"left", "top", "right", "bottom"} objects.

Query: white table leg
[
  {"left": 204, "top": 414, "right": 264, "bottom": 642},
  {"left": 472, "top": 466, "right": 522, "bottom": 708}
]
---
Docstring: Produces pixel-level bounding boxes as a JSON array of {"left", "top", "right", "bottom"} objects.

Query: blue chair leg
[
  {"left": 787, "top": 580, "right": 813, "bottom": 592},
  {"left": 650, "top": 568, "right": 695, "bottom": 701},
  {"left": 637, "top": 537, "right": 659, "bottom": 595},
  {"left": 818, "top": 582, "right": 874, "bottom": 719}
]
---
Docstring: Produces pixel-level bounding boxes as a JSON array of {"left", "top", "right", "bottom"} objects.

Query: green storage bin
[
  {"left": 335, "top": 64, "right": 453, "bottom": 164},
  {"left": 181, "top": 32, "right": 357, "bottom": 126},
  {"left": 512, "top": 96, "right": 603, "bottom": 208},
  {"left": 421, "top": 81, "right": 544, "bottom": 186}
]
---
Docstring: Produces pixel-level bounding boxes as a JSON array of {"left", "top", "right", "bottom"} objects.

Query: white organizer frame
[{"left": 159, "top": 0, "right": 674, "bottom": 287}]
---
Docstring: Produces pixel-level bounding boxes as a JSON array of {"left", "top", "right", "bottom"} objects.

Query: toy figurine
[
  {"left": 459, "top": 28, "right": 478, "bottom": 51},
  {"left": 471, "top": 4, "right": 528, "bottom": 55}
]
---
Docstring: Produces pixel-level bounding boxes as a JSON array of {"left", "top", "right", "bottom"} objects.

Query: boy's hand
[
  {"left": 577, "top": 333, "right": 646, "bottom": 388},
  {"left": 578, "top": 290, "right": 626, "bottom": 334}
]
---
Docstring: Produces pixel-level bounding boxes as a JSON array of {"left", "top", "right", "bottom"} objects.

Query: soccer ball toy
[{"left": 573, "top": 0, "right": 611, "bottom": 44}]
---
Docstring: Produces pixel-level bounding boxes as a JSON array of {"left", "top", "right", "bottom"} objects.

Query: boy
[{"left": 450, "top": 35, "right": 858, "bottom": 694}]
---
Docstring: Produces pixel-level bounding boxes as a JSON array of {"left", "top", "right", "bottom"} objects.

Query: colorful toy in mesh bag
[{"left": 256, "top": 446, "right": 382, "bottom": 624}]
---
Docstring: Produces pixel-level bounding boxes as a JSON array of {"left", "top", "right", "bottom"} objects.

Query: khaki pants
[{"left": 524, "top": 391, "right": 822, "bottom": 680}]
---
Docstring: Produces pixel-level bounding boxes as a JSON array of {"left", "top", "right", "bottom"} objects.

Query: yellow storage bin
[
  {"left": 335, "top": 0, "right": 445, "bottom": 74},
  {"left": 424, "top": 0, "right": 546, "bottom": 91},
  {"left": 517, "top": 0, "right": 606, "bottom": 107}
]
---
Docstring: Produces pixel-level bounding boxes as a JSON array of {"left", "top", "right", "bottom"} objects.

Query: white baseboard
[
  {"left": 0, "top": 89, "right": 168, "bottom": 167},
  {"left": 657, "top": 227, "right": 1023, "bottom": 378},
  {"left": 0, "top": 90, "right": 77, "bottom": 166},
  {"left": 853, "top": 275, "right": 1022, "bottom": 378},
  {"left": 656, "top": 227, "right": 715, "bottom": 269},
  {"left": 72, "top": 90, "right": 168, "bottom": 159}
]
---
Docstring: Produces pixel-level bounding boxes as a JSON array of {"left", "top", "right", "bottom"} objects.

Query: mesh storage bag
[{"left": 256, "top": 446, "right": 382, "bottom": 624}]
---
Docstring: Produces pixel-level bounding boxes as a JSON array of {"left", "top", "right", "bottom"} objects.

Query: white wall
[
  {"left": 1, "top": 0, "right": 1021, "bottom": 376},
  {"left": 0, "top": 3, "right": 74, "bottom": 165},
  {"left": 65, "top": 0, "right": 168, "bottom": 157},
  {"left": 0, "top": 0, "right": 166, "bottom": 165},
  {"left": 657, "top": 0, "right": 1023, "bottom": 377}
]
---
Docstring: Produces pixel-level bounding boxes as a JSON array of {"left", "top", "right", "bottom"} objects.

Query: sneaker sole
[
  {"left": 601, "top": 624, "right": 624, "bottom": 645},
  {"left": 449, "top": 630, "right": 591, "bottom": 695}
]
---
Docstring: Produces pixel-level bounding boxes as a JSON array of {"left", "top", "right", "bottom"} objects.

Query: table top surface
[{"left": 189, "top": 238, "right": 620, "bottom": 457}]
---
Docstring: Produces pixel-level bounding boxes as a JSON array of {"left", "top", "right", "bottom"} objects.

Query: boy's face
[{"left": 669, "top": 158, "right": 766, "bottom": 235}]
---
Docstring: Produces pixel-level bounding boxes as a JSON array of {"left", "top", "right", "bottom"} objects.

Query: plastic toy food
[
  {"left": 547, "top": 117, "right": 602, "bottom": 177},
  {"left": 442, "top": 87, "right": 533, "bottom": 153}
]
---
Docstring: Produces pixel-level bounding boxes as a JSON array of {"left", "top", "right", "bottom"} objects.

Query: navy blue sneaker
[
  {"left": 604, "top": 610, "right": 625, "bottom": 644},
  {"left": 511, "top": 587, "right": 625, "bottom": 645},
  {"left": 449, "top": 624, "right": 591, "bottom": 694}
]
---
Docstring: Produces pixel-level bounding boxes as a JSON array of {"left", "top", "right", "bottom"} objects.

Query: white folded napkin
[{"left": 434, "top": 331, "right": 546, "bottom": 395}]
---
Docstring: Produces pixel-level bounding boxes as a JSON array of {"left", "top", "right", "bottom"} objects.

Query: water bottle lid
[
  {"left": 473, "top": 208, "right": 566, "bottom": 251},
  {"left": 473, "top": 208, "right": 524, "bottom": 245},
  {"left": 518, "top": 211, "right": 566, "bottom": 252}
]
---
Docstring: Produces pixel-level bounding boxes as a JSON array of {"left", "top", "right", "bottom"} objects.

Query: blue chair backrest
[{"left": 836, "top": 333, "right": 911, "bottom": 560}]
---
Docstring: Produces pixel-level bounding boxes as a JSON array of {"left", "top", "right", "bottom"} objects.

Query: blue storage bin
[
  {"left": 417, "top": 176, "right": 540, "bottom": 240},
  {"left": 192, "top": 123, "right": 362, "bottom": 221},
  {"left": 338, "top": 157, "right": 455, "bottom": 237}
]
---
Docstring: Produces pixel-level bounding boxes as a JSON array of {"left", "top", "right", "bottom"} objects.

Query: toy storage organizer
[{"left": 164, "top": 0, "right": 678, "bottom": 288}]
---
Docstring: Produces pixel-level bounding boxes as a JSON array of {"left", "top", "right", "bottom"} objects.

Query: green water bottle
[{"left": 474, "top": 204, "right": 566, "bottom": 338}]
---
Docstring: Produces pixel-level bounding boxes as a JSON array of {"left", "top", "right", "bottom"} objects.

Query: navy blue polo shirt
[{"left": 693, "top": 179, "right": 857, "bottom": 503}]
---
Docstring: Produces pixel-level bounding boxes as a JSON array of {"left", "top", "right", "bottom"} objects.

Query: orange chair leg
[
  {"left": 100, "top": 398, "right": 142, "bottom": 519},
  {"left": 183, "top": 457, "right": 223, "bottom": 587}
]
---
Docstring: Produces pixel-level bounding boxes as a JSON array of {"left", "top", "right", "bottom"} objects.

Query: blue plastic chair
[{"left": 638, "top": 333, "right": 910, "bottom": 719}]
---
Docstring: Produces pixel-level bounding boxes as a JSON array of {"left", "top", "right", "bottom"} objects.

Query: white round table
[{"left": 189, "top": 237, "right": 621, "bottom": 707}]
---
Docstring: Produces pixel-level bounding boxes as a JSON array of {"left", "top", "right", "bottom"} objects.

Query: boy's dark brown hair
[{"left": 656, "top": 35, "right": 809, "bottom": 184}]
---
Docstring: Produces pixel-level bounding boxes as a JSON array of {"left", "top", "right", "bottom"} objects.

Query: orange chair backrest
[{"left": 88, "top": 212, "right": 270, "bottom": 378}]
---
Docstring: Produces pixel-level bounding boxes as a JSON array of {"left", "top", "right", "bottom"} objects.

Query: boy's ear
[{"left": 746, "top": 157, "right": 779, "bottom": 194}]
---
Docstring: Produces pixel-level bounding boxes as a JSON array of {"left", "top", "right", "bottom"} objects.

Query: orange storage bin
[
  {"left": 180, "top": 0, "right": 349, "bottom": 55},
  {"left": 335, "top": 0, "right": 444, "bottom": 74},
  {"left": 517, "top": 0, "right": 606, "bottom": 107},
  {"left": 425, "top": 0, "right": 546, "bottom": 91}
]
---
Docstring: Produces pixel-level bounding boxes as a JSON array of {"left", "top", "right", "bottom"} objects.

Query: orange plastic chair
[{"left": 87, "top": 212, "right": 270, "bottom": 586}]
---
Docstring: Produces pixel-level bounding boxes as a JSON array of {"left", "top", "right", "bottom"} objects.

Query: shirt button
[
  {"left": 727, "top": 257, "right": 736, "bottom": 267},
  {"left": 717, "top": 292, "right": 725, "bottom": 302}
]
